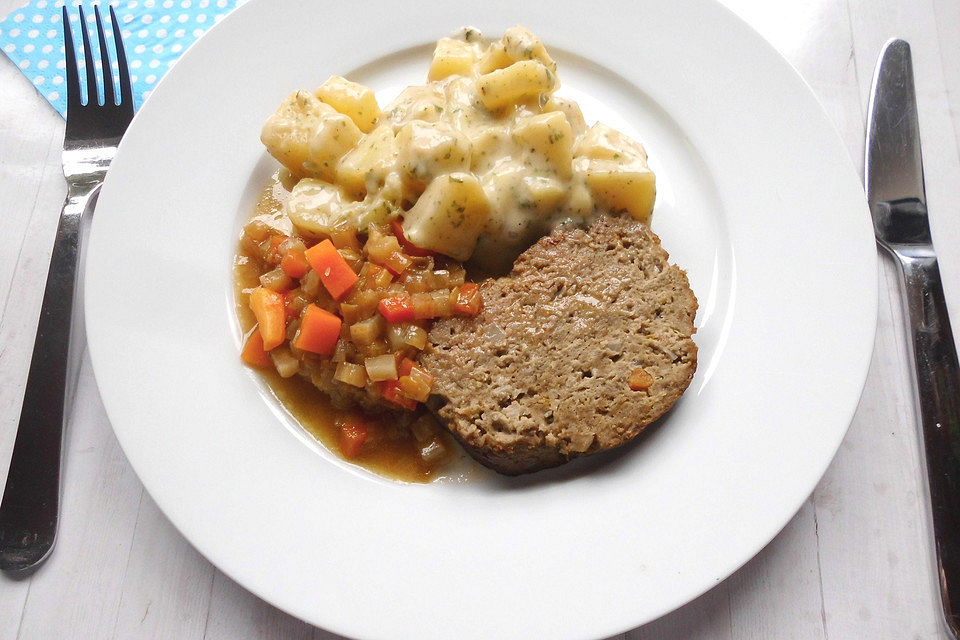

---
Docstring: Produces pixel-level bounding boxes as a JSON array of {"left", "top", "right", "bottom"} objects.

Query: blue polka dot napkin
[{"left": 0, "top": 0, "right": 246, "bottom": 117}]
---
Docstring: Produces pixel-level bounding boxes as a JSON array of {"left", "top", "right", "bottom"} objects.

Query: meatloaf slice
[{"left": 421, "top": 214, "right": 698, "bottom": 475}]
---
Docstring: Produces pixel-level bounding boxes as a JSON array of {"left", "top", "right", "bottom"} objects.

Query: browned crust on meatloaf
[{"left": 421, "top": 215, "right": 698, "bottom": 475}]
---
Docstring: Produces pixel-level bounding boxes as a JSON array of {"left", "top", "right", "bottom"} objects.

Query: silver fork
[{"left": 0, "top": 5, "right": 133, "bottom": 572}]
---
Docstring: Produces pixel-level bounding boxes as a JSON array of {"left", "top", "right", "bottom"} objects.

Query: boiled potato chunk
[
  {"left": 476, "top": 60, "right": 558, "bottom": 110},
  {"left": 383, "top": 85, "right": 446, "bottom": 129},
  {"left": 577, "top": 159, "right": 656, "bottom": 223},
  {"left": 544, "top": 96, "right": 587, "bottom": 138},
  {"left": 573, "top": 122, "right": 649, "bottom": 164},
  {"left": 429, "top": 37, "right": 478, "bottom": 81},
  {"left": 315, "top": 76, "right": 381, "bottom": 133},
  {"left": 305, "top": 106, "right": 363, "bottom": 182},
  {"left": 260, "top": 91, "right": 330, "bottom": 178},
  {"left": 401, "top": 173, "right": 490, "bottom": 260},
  {"left": 284, "top": 179, "right": 355, "bottom": 237},
  {"left": 501, "top": 25, "right": 556, "bottom": 71},
  {"left": 476, "top": 42, "right": 513, "bottom": 74},
  {"left": 513, "top": 111, "right": 573, "bottom": 179},
  {"left": 520, "top": 175, "right": 566, "bottom": 212},
  {"left": 396, "top": 120, "right": 472, "bottom": 195},
  {"left": 336, "top": 124, "right": 398, "bottom": 198}
]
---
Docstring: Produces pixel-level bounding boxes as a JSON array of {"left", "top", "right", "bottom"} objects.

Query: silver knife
[{"left": 866, "top": 39, "right": 960, "bottom": 638}]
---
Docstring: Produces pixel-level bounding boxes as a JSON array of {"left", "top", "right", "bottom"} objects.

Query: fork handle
[
  {"left": 894, "top": 252, "right": 960, "bottom": 638},
  {"left": 0, "top": 184, "right": 97, "bottom": 572}
]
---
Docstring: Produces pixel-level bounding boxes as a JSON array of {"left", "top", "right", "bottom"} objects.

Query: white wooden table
[{"left": 2, "top": 0, "right": 960, "bottom": 637}]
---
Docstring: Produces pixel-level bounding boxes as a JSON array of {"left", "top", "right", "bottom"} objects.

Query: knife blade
[{"left": 866, "top": 38, "right": 960, "bottom": 639}]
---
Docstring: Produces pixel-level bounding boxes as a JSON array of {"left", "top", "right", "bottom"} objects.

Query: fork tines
[{"left": 62, "top": 4, "right": 133, "bottom": 142}]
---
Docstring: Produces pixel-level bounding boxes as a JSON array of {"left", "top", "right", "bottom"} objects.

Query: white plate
[{"left": 85, "top": 1, "right": 877, "bottom": 638}]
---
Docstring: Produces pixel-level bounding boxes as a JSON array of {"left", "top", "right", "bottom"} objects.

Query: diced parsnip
[
  {"left": 501, "top": 25, "right": 556, "bottom": 71},
  {"left": 543, "top": 96, "right": 587, "bottom": 138},
  {"left": 305, "top": 104, "right": 363, "bottom": 182},
  {"left": 573, "top": 122, "right": 649, "bottom": 163},
  {"left": 576, "top": 158, "right": 657, "bottom": 223},
  {"left": 315, "top": 76, "right": 382, "bottom": 133},
  {"left": 334, "top": 361, "right": 367, "bottom": 388},
  {"left": 476, "top": 42, "right": 513, "bottom": 74},
  {"left": 395, "top": 120, "right": 472, "bottom": 195},
  {"left": 269, "top": 345, "right": 300, "bottom": 378},
  {"left": 428, "top": 37, "right": 478, "bottom": 81},
  {"left": 284, "top": 178, "right": 354, "bottom": 238},
  {"left": 401, "top": 173, "right": 490, "bottom": 261},
  {"left": 513, "top": 111, "right": 574, "bottom": 179},
  {"left": 364, "top": 354, "right": 398, "bottom": 382},
  {"left": 260, "top": 90, "right": 331, "bottom": 178},
  {"left": 336, "top": 124, "right": 398, "bottom": 198},
  {"left": 476, "top": 60, "right": 557, "bottom": 110}
]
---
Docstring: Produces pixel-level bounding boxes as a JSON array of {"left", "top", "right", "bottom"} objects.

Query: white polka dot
[
  {"left": 130, "top": 59, "right": 141, "bottom": 68},
  {"left": 170, "top": 43, "right": 182, "bottom": 52},
  {"left": 27, "top": 29, "right": 39, "bottom": 38},
  {"left": 37, "top": 0, "right": 48, "bottom": 7},
  {"left": 3, "top": 44, "right": 15, "bottom": 53},
  {"left": 53, "top": 74, "right": 63, "bottom": 84},
  {"left": 166, "top": 60, "right": 175, "bottom": 68},
  {"left": 46, "top": 29, "right": 57, "bottom": 38},
  {"left": 86, "top": 13, "right": 95, "bottom": 23},
  {"left": 196, "top": 14, "right": 207, "bottom": 22},
  {"left": 217, "top": 0, "right": 226, "bottom": 7},
  {"left": 173, "top": 28, "right": 184, "bottom": 37},
  {"left": 142, "top": 14, "right": 153, "bottom": 23},
  {"left": 50, "top": 12, "right": 61, "bottom": 22},
  {"left": 122, "top": 29, "right": 131, "bottom": 38},
  {"left": 145, "top": 74, "right": 156, "bottom": 83},
  {"left": 127, "top": 0, "right": 138, "bottom": 7},
  {"left": 145, "top": 0, "right": 155, "bottom": 5},
  {"left": 148, "top": 59, "right": 159, "bottom": 68},
  {"left": 38, "top": 59, "right": 50, "bottom": 69},
  {"left": 199, "top": 0, "right": 209, "bottom": 6},
  {"left": 134, "top": 44, "right": 145, "bottom": 53},
  {"left": 56, "top": 59, "right": 66, "bottom": 68},
  {"left": 32, "top": 15, "right": 43, "bottom": 23},
  {"left": 152, "top": 44, "right": 163, "bottom": 53},
  {"left": 159, "top": 14, "right": 170, "bottom": 23},
  {"left": 192, "top": 28, "right": 203, "bottom": 36},
  {"left": 19, "top": 59, "right": 30, "bottom": 69},
  {"left": 23, "top": 44, "right": 35, "bottom": 53},
  {"left": 137, "top": 29, "right": 148, "bottom": 38},
  {"left": 130, "top": 74, "right": 138, "bottom": 82},
  {"left": 163, "top": 0, "right": 173, "bottom": 6},
  {"left": 177, "top": 14, "right": 188, "bottom": 22},
  {"left": 34, "top": 76, "right": 45, "bottom": 85},
  {"left": 13, "top": 13, "right": 24, "bottom": 22},
  {"left": 122, "top": 13, "right": 134, "bottom": 23},
  {"left": 48, "top": 91, "right": 60, "bottom": 100},
  {"left": 156, "top": 28, "right": 167, "bottom": 37},
  {"left": 143, "top": 90, "right": 152, "bottom": 99},
  {"left": 181, "top": 0, "right": 191, "bottom": 6},
  {"left": 9, "top": 28, "right": 20, "bottom": 37}
]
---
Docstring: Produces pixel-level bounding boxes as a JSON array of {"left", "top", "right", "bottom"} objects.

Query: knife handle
[{"left": 895, "top": 251, "right": 960, "bottom": 638}]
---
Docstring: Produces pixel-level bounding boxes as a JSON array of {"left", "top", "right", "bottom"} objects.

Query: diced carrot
[
  {"left": 304, "top": 239, "right": 358, "bottom": 301},
  {"left": 391, "top": 219, "right": 434, "bottom": 257},
  {"left": 280, "top": 248, "right": 310, "bottom": 278},
  {"left": 240, "top": 328, "right": 272, "bottom": 368},
  {"left": 338, "top": 422, "right": 368, "bottom": 458},
  {"left": 294, "top": 304, "right": 342, "bottom": 355},
  {"left": 380, "top": 380, "right": 418, "bottom": 410},
  {"left": 453, "top": 283, "right": 482, "bottom": 317},
  {"left": 377, "top": 296, "right": 416, "bottom": 323},
  {"left": 248, "top": 287, "right": 286, "bottom": 350}
]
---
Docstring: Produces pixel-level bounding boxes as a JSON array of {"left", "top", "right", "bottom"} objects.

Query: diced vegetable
[
  {"left": 628, "top": 368, "right": 654, "bottom": 391},
  {"left": 399, "top": 363, "right": 434, "bottom": 402},
  {"left": 419, "top": 439, "right": 448, "bottom": 465},
  {"left": 381, "top": 251, "right": 412, "bottom": 276},
  {"left": 380, "top": 380, "right": 418, "bottom": 410},
  {"left": 334, "top": 361, "right": 367, "bottom": 388},
  {"left": 270, "top": 345, "right": 300, "bottom": 378},
  {"left": 365, "top": 228, "right": 402, "bottom": 264},
  {"left": 391, "top": 219, "right": 434, "bottom": 257},
  {"left": 294, "top": 304, "right": 342, "bottom": 355},
  {"left": 378, "top": 296, "right": 416, "bottom": 323},
  {"left": 305, "top": 239, "right": 358, "bottom": 301},
  {"left": 259, "top": 267, "right": 293, "bottom": 292},
  {"left": 280, "top": 248, "right": 310, "bottom": 278},
  {"left": 453, "top": 283, "right": 482, "bottom": 317},
  {"left": 337, "top": 422, "right": 368, "bottom": 458},
  {"left": 411, "top": 289, "right": 452, "bottom": 320},
  {"left": 249, "top": 287, "right": 286, "bottom": 350},
  {"left": 350, "top": 315, "right": 384, "bottom": 346},
  {"left": 284, "top": 290, "right": 308, "bottom": 320},
  {"left": 402, "top": 325, "right": 428, "bottom": 349},
  {"left": 364, "top": 353, "right": 399, "bottom": 382},
  {"left": 240, "top": 328, "right": 272, "bottom": 368}
]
